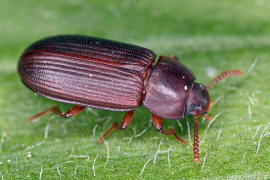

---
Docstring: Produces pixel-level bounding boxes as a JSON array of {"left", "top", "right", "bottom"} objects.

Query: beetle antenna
[
  {"left": 207, "top": 70, "right": 243, "bottom": 89},
  {"left": 193, "top": 112, "right": 200, "bottom": 163}
]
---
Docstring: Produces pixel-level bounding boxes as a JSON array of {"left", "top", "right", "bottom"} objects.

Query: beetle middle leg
[
  {"left": 29, "top": 105, "right": 85, "bottom": 122},
  {"left": 97, "top": 111, "right": 134, "bottom": 144},
  {"left": 152, "top": 114, "right": 186, "bottom": 145}
]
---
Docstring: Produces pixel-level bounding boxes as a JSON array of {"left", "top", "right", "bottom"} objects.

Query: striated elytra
[{"left": 18, "top": 35, "right": 243, "bottom": 163}]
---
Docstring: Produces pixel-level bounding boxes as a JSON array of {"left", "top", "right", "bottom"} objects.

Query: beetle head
[{"left": 185, "top": 82, "right": 210, "bottom": 116}]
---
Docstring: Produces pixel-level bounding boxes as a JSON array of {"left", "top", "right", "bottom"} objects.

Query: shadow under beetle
[{"left": 18, "top": 35, "right": 243, "bottom": 163}]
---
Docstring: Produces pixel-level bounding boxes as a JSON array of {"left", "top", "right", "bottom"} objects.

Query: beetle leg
[
  {"left": 28, "top": 105, "right": 85, "bottom": 122},
  {"left": 97, "top": 122, "right": 120, "bottom": 144},
  {"left": 97, "top": 111, "right": 134, "bottom": 144},
  {"left": 120, "top": 111, "right": 134, "bottom": 129},
  {"left": 202, "top": 114, "right": 213, "bottom": 121},
  {"left": 152, "top": 114, "right": 186, "bottom": 145}
]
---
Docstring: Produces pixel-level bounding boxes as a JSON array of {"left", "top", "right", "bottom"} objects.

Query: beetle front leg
[
  {"left": 152, "top": 114, "right": 186, "bottom": 145},
  {"left": 97, "top": 111, "right": 134, "bottom": 144},
  {"left": 29, "top": 105, "right": 85, "bottom": 122}
]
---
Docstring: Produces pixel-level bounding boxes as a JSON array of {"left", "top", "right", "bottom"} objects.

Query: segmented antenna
[
  {"left": 207, "top": 70, "right": 243, "bottom": 89},
  {"left": 193, "top": 112, "right": 200, "bottom": 163}
]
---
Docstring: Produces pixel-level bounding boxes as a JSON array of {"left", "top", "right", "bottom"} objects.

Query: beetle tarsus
[
  {"left": 202, "top": 114, "right": 213, "bottom": 121},
  {"left": 152, "top": 114, "right": 186, "bottom": 145},
  {"left": 97, "top": 122, "right": 121, "bottom": 144},
  {"left": 28, "top": 105, "right": 85, "bottom": 122},
  {"left": 97, "top": 111, "right": 134, "bottom": 144},
  {"left": 161, "top": 129, "right": 186, "bottom": 145}
]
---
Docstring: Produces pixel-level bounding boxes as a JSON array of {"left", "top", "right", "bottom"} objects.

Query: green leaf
[{"left": 1, "top": 0, "right": 270, "bottom": 179}]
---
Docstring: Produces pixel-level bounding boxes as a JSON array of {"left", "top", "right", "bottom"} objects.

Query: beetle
[{"left": 18, "top": 35, "right": 242, "bottom": 163}]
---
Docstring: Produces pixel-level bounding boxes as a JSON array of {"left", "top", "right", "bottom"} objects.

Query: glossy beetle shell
[{"left": 18, "top": 35, "right": 156, "bottom": 111}]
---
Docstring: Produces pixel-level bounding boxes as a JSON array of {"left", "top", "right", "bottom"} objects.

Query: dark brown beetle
[{"left": 18, "top": 35, "right": 242, "bottom": 163}]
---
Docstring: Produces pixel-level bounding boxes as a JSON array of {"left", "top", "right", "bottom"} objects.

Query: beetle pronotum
[{"left": 18, "top": 35, "right": 242, "bottom": 163}]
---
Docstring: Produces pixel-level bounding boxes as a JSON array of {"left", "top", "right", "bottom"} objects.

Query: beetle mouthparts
[{"left": 207, "top": 70, "right": 243, "bottom": 89}]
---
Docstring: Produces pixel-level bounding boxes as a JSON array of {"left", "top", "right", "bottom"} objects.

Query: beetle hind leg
[
  {"left": 152, "top": 114, "right": 186, "bottom": 145},
  {"left": 29, "top": 105, "right": 85, "bottom": 122},
  {"left": 97, "top": 111, "right": 134, "bottom": 144}
]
